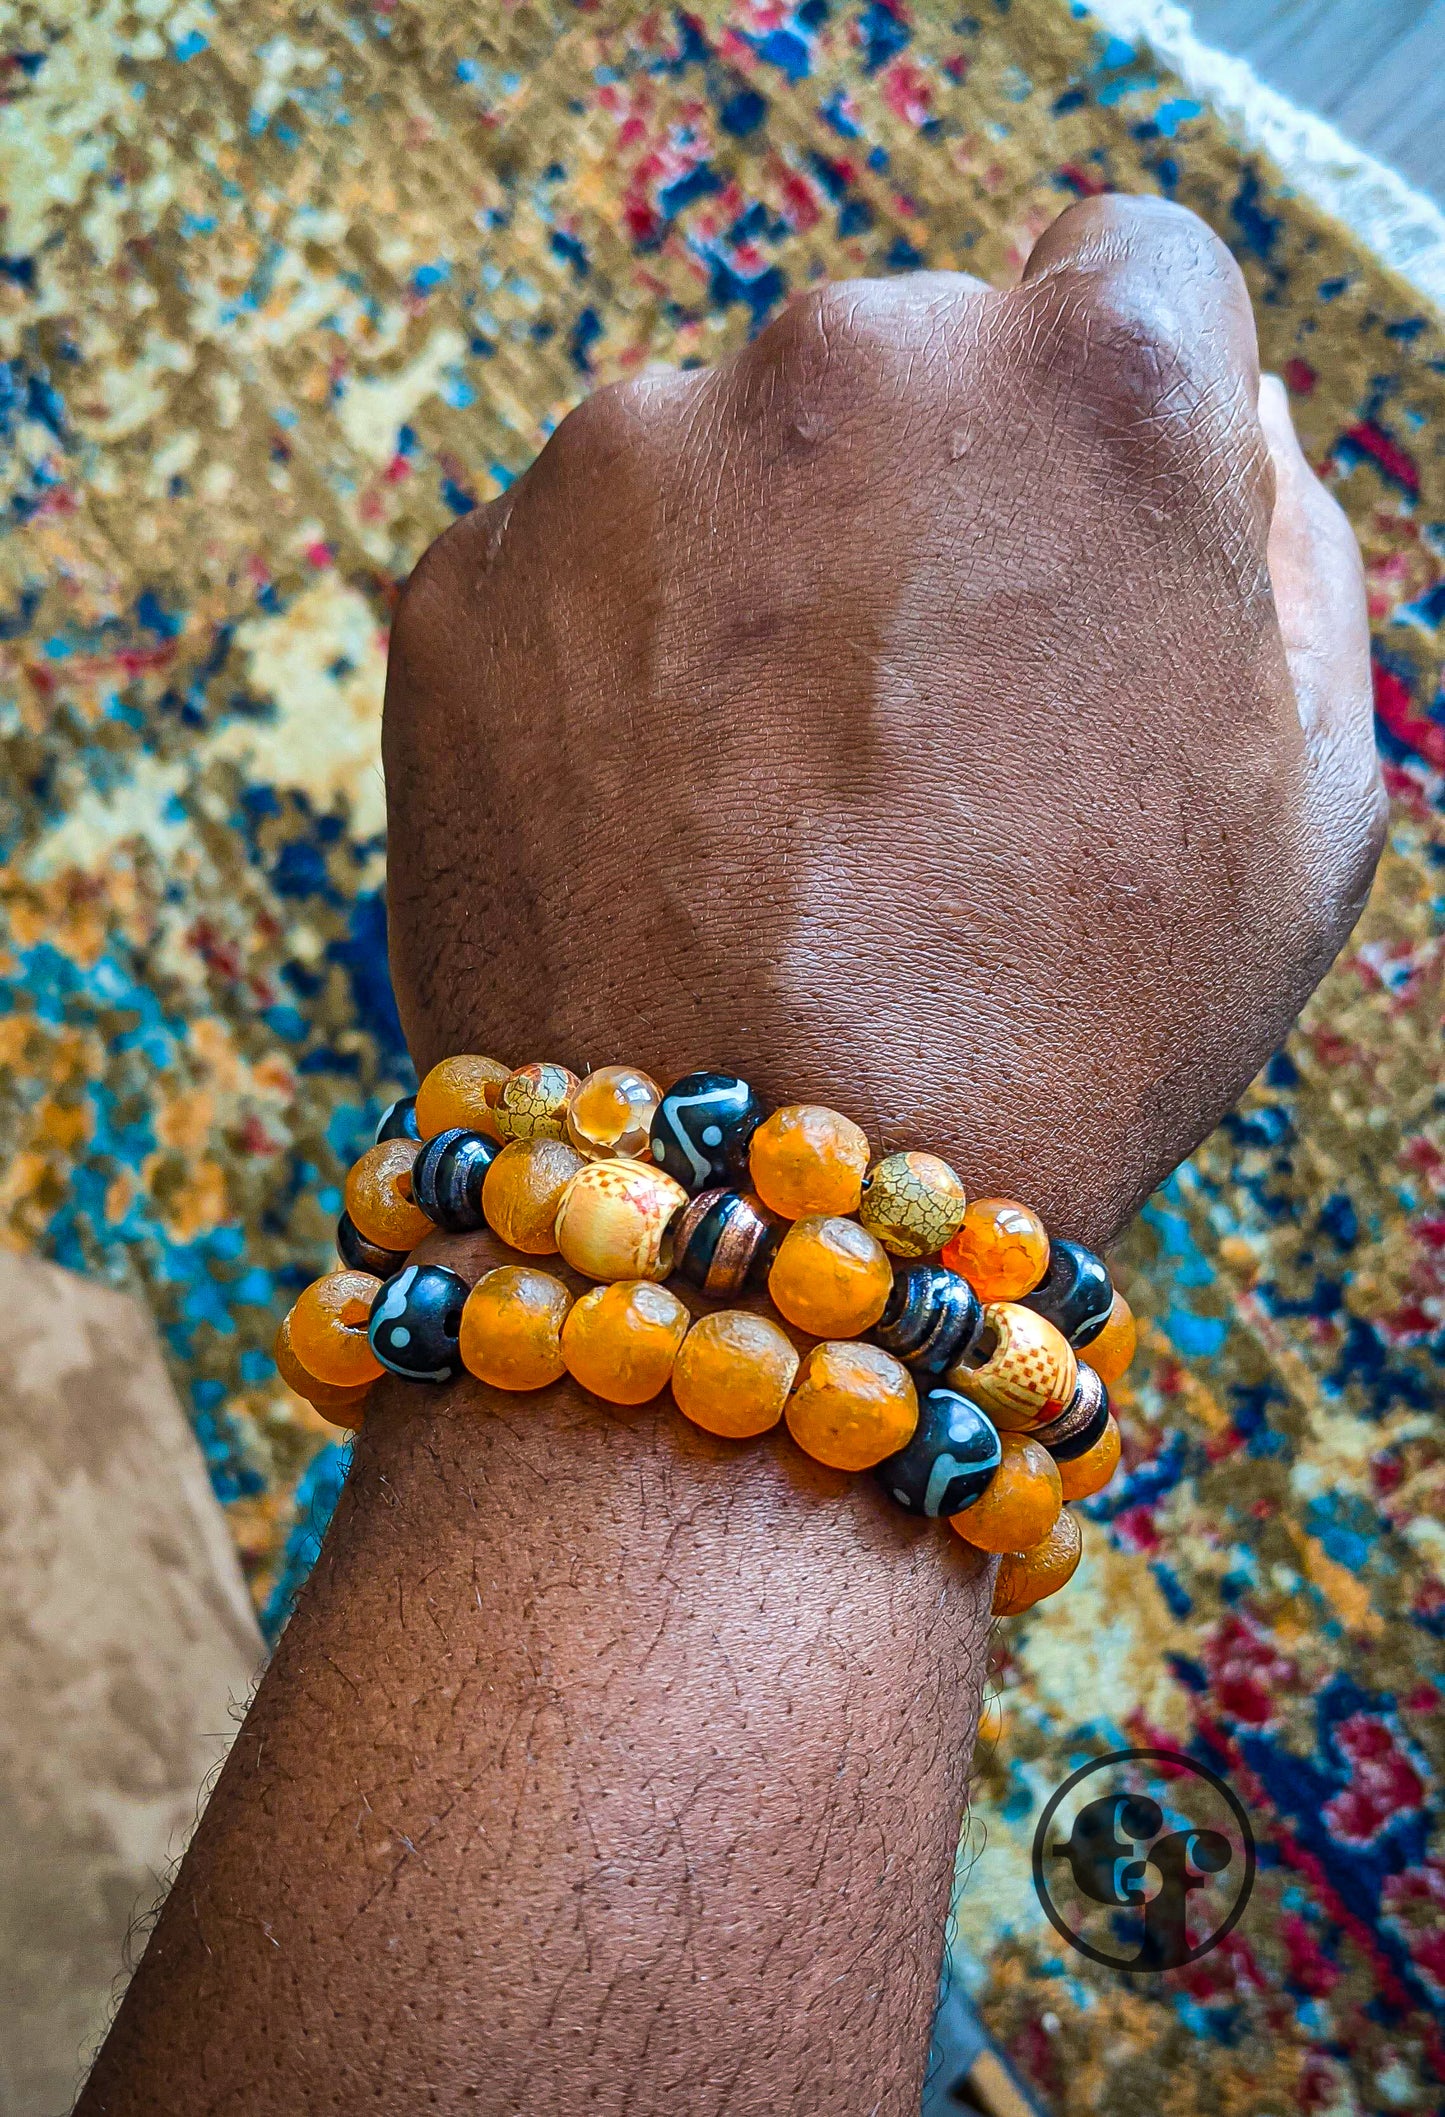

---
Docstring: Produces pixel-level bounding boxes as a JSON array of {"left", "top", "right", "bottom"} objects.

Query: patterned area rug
[{"left": 1, "top": 3, "right": 1441, "bottom": 2110}]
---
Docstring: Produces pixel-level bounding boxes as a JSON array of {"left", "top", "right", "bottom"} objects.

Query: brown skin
[{"left": 79, "top": 198, "right": 1382, "bottom": 2115}]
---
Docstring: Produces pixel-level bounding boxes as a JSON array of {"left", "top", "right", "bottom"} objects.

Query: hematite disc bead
[
  {"left": 874, "top": 1387, "right": 1002, "bottom": 1517},
  {"left": 1022, "top": 1238, "right": 1113, "bottom": 1348},
  {"left": 337, "top": 1211, "right": 408, "bottom": 1278},
  {"left": 649, "top": 1072, "right": 767, "bottom": 1193},
  {"left": 368, "top": 1264, "right": 469, "bottom": 1383},
  {"left": 874, "top": 1264, "right": 984, "bottom": 1376},
  {"left": 376, "top": 1094, "right": 421, "bottom": 1146},
  {"left": 1032, "top": 1363, "right": 1110, "bottom": 1461},
  {"left": 673, "top": 1188, "right": 783, "bottom": 1297},
  {"left": 412, "top": 1127, "right": 497, "bottom": 1233}
]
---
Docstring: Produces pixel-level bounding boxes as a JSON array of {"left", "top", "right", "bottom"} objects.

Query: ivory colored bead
[
  {"left": 748, "top": 1103, "right": 870, "bottom": 1220},
  {"left": 415, "top": 1053, "right": 510, "bottom": 1143},
  {"left": 948, "top": 1301, "right": 1077, "bottom": 1431},
  {"left": 671, "top": 1310, "right": 799, "bottom": 1439},
  {"left": 287, "top": 1269, "right": 384, "bottom": 1389},
  {"left": 561, "top": 1280, "right": 691, "bottom": 1406},
  {"left": 493, "top": 1061, "right": 581, "bottom": 1143},
  {"left": 943, "top": 1197, "right": 1050, "bottom": 1302},
  {"left": 1058, "top": 1414, "right": 1122, "bottom": 1502},
  {"left": 768, "top": 1214, "right": 893, "bottom": 1338},
  {"left": 858, "top": 1151, "right": 967, "bottom": 1260},
  {"left": 344, "top": 1137, "right": 432, "bottom": 1251},
  {"left": 566, "top": 1065, "right": 662, "bottom": 1161},
  {"left": 785, "top": 1341, "right": 919, "bottom": 1471},
  {"left": 554, "top": 1158, "right": 688, "bottom": 1282},
  {"left": 274, "top": 1315, "right": 370, "bottom": 1427},
  {"left": 949, "top": 1432, "right": 1062, "bottom": 1553},
  {"left": 991, "top": 1507, "right": 1083, "bottom": 1615},
  {"left": 1087, "top": 1291, "right": 1138, "bottom": 1386},
  {"left": 482, "top": 1137, "right": 586, "bottom": 1254},
  {"left": 459, "top": 1267, "right": 572, "bottom": 1391}
]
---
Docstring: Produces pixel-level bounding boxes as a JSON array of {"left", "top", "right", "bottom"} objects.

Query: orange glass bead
[
  {"left": 344, "top": 1137, "right": 433, "bottom": 1251},
  {"left": 459, "top": 1266, "right": 572, "bottom": 1391},
  {"left": 415, "top": 1053, "right": 511, "bottom": 1142},
  {"left": 493, "top": 1061, "right": 581, "bottom": 1144},
  {"left": 785, "top": 1341, "right": 918, "bottom": 1472},
  {"left": 949, "top": 1432, "right": 1062, "bottom": 1553},
  {"left": 566, "top": 1065, "right": 662, "bottom": 1161},
  {"left": 1058, "top": 1414, "right": 1122, "bottom": 1503},
  {"left": 287, "top": 1269, "right": 384, "bottom": 1389},
  {"left": 671, "top": 1310, "right": 800, "bottom": 1439},
  {"left": 991, "top": 1507, "right": 1083, "bottom": 1615},
  {"left": 748, "top": 1103, "right": 870, "bottom": 1220},
  {"left": 481, "top": 1137, "right": 586, "bottom": 1254},
  {"left": 857, "top": 1150, "right": 967, "bottom": 1260},
  {"left": 942, "top": 1197, "right": 1050, "bottom": 1302},
  {"left": 274, "top": 1315, "right": 370, "bottom": 1427},
  {"left": 767, "top": 1213, "right": 893, "bottom": 1338},
  {"left": 948, "top": 1301, "right": 1076, "bottom": 1431},
  {"left": 553, "top": 1158, "right": 688, "bottom": 1282},
  {"left": 1086, "top": 1291, "right": 1138, "bottom": 1386},
  {"left": 561, "top": 1279, "right": 691, "bottom": 1406}
]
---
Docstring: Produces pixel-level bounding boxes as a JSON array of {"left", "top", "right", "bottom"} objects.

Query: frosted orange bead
[
  {"left": 566, "top": 1065, "right": 662, "bottom": 1161},
  {"left": 748, "top": 1103, "right": 870, "bottom": 1220},
  {"left": 948, "top": 1301, "right": 1076, "bottom": 1431},
  {"left": 344, "top": 1137, "right": 433, "bottom": 1251},
  {"left": 767, "top": 1213, "right": 893, "bottom": 1337},
  {"left": 459, "top": 1267, "right": 572, "bottom": 1391},
  {"left": 991, "top": 1507, "right": 1083, "bottom": 1615},
  {"left": 560, "top": 1280, "right": 690, "bottom": 1406},
  {"left": 785, "top": 1341, "right": 918, "bottom": 1471},
  {"left": 1058, "top": 1414, "right": 1122, "bottom": 1502},
  {"left": 493, "top": 1061, "right": 581, "bottom": 1143},
  {"left": 942, "top": 1197, "right": 1050, "bottom": 1302},
  {"left": 671, "top": 1310, "right": 799, "bottom": 1439},
  {"left": 288, "top": 1270, "right": 384, "bottom": 1388},
  {"left": 415, "top": 1053, "right": 510, "bottom": 1142},
  {"left": 274, "top": 1315, "right": 370, "bottom": 1427},
  {"left": 949, "top": 1432, "right": 1061, "bottom": 1553},
  {"left": 553, "top": 1158, "right": 688, "bottom": 1282},
  {"left": 481, "top": 1137, "right": 586, "bottom": 1254},
  {"left": 1087, "top": 1291, "right": 1138, "bottom": 1386}
]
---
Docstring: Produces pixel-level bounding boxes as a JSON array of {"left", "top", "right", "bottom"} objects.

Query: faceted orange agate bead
[
  {"left": 785, "top": 1341, "right": 918, "bottom": 1471},
  {"left": 949, "top": 1432, "right": 1062, "bottom": 1553},
  {"left": 748, "top": 1103, "right": 870, "bottom": 1220},
  {"left": 991, "top": 1507, "right": 1083, "bottom": 1615},
  {"left": 274, "top": 1315, "right": 370, "bottom": 1427},
  {"left": 566, "top": 1065, "right": 662, "bottom": 1161},
  {"left": 344, "top": 1137, "right": 433, "bottom": 1251},
  {"left": 1087, "top": 1291, "right": 1138, "bottom": 1387},
  {"left": 768, "top": 1214, "right": 893, "bottom": 1338},
  {"left": 948, "top": 1301, "right": 1076, "bottom": 1431},
  {"left": 943, "top": 1198, "right": 1050, "bottom": 1302},
  {"left": 553, "top": 1158, "right": 688, "bottom": 1282},
  {"left": 415, "top": 1053, "right": 511, "bottom": 1142},
  {"left": 671, "top": 1310, "right": 799, "bottom": 1439},
  {"left": 288, "top": 1269, "right": 384, "bottom": 1389},
  {"left": 1058, "top": 1414, "right": 1122, "bottom": 1503},
  {"left": 481, "top": 1137, "right": 586, "bottom": 1254},
  {"left": 459, "top": 1266, "right": 572, "bottom": 1391},
  {"left": 493, "top": 1062, "right": 581, "bottom": 1144},
  {"left": 560, "top": 1280, "right": 691, "bottom": 1406}
]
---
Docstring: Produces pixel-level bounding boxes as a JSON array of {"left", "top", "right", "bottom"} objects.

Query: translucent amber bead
[
  {"left": 768, "top": 1214, "right": 893, "bottom": 1337},
  {"left": 344, "top": 1138, "right": 433, "bottom": 1252},
  {"left": 858, "top": 1151, "right": 967, "bottom": 1260},
  {"left": 288, "top": 1269, "right": 384, "bottom": 1388},
  {"left": 942, "top": 1197, "right": 1050, "bottom": 1302},
  {"left": 481, "top": 1137, "right": 586, "bottom": 1254},
  {"left": 991, "top": 1507, "right": 1083, "bottom": 1615},
  {"left": 274, "top": 1315, "right": 370, "bottom": 1427},
  {"left": 785, "top": 1341, "right": 919, "bottom": 1472},
  {"left": 1058, "top": 1414, "right": 1122, "bottom": 1502},
  {"left": 748, "top": 1103, "right": 870, "bottom": 1220},
  {"left": 949, "top": 1432, "right": 1062, "bottom": 1553},
  {"left": 415, "top": 1054, "right": 510, "bottom": 1143},
  {"left": 553, "top": 1159, "right": 688, "bottom": 1282},
  {"left": 1087, "top": 1291, "right": 1138, "bottom": 1386},
  {"left": 947, "top": 1301, "right": 1076, "bottom": 1431},
  {"left": 493, "top": 1061, "right": 581, "bottom": 1143},
  {"left": 671, "top": 1310, "right": 799, "bottom": 1439},
  {"left": 459, "top": 1267, "right": 572, "bottom": 1391},
  {"left": 561, "top": 1280, "right": 690, "bottom": 1406},
  {"left": 566, "top": 1066, "right": 662, "bottom": 1161}
]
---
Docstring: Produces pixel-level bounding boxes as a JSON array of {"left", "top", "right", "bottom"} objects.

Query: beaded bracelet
[{"left": 276, "top": 1059, "right": 1138, "bottom": 1619}]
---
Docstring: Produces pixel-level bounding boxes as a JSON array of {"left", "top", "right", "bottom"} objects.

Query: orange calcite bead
[
  {"left": 481, "top": 1137, "right": 586, "bottom": 1254},
  {"left": 566, "top": 1065, "right": 662, "bottom": 1161},
  {"left": 553, "top": 1158, "right": 688, "bottom": 1282},
  {"left": 991, "top": 1507, "right": 1083, "bottom": 1615},
  {"left": 948, "top": 1301, "right": 1077, "bottom": 1430},
  {"left": 748, "top": 1103, "right": 870, "bottom": 1219},
  {"left": 671, "top": 1310, "right": 800, "bottom": 1439},
  {"left": 344, "top": 1137, "right": 433, "bottom": 1251},
  {"left": 767, "top": 1213, "right": 893, "bottom": 1337},
  {"left": 560, "top": 1280, "right": 690, "bottom": 1405},
  {"left": 949, "top": 1432, "right": 1062, "bottom": 1553},
  {"left": 459, "top": 1267, "right": 572, "bottom": 1391},
  {"left": 1058, "top": 1414, "right": 1122, "bottom": 1502},
  {"left": 287, "top": 1269, "right": 384, "bottom": 1389},
  {"left": 785, "top": 1341, "right": 918, "bottom": 1471},
  {"left": 493, "top": 1061, "right": 581, "bottom": 1143},
  {"left": 942, "top": 1197, "right": 1050, "bottom": 1301},
  {"left": 1087, "top": 1291, "right": 1138, "bottom": 1386},
  {"left": 274, "top": 1315, "right": 370, "bottom": 1427},
  {"left": 415, "top": 1053, "right": 510, "bottom": 1142}
]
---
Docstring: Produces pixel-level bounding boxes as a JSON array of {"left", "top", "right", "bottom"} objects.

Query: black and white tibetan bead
[
  {"left": 874, "top": 1386, "right": 1002, "bottom": 1518},
  {"left": 367, "top": 1263, "right": 469, "bottom": 1384},
  {"left": 649, "top": 1071, "right": 768, "bottom": 1193}
]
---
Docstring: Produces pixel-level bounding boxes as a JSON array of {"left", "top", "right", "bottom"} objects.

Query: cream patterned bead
[
  {"left": 946, "top": 1300, "right": 1077, "bottom": 1431},
  {"left": 857, "top": 1150, "right": 967, "bottom": 1260},
  {"left": 493, "top": 1061, "right": 581, "bottom": 1143},
  {"left": 553, "top": 1158, "right": 689, "bottom": 1282}
]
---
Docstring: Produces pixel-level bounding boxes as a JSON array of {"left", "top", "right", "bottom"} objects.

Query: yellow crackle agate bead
[
  {"left": 481, "top": 1137, "right": 586, "bottom": 1254},
  {"left": 858, "top": 1150, "right": 967, "bottom": 1260},
  {"left": 1087, "top": 1291, "right": 1138, "bottom": 1387},
  {"left": 949, "top": 1432, "right": 1061, "bottom": 1553},
  {"left": 767, "top": 1213, "right": 893, "bottom": 1337},
  {"left": 553, "top": 1158, "right": 688, "bottom": 1282},
  {"left": 459, "top": 1266, "right": 572, "bottom": 1391},
  {"left": 344, "top": 1137, "right": 433, "bottom": 1252},
  {"left": 948, "top": 1301, "right": 1077, "bottom": 1431},
  {"left": 942, "top": 1197, "right": 1050, "bottom": 1302},
  {"left": 415, "top": 1053, "right": 510, "bottom": 1142},
  {"left": 566, "top": 1065, "right": 662, "bottom": 1161},
  {"left": 991, "top": 1507, "right": 1083, "bottom": 1615},
  {"left": 785, "top": 1341, "right": 918, "bottom": 1472},
  {"left": 560, "top": 1280, "right": 691, "bottom": 1405},
  {"left": 493, "top": 1061, "right": 581, "bottom": 1143},
  {"left": 748, "top": 1103, "right": 870, "bottom": 1220},
  {"left": 287, "top": 1269, "right": 384, "bottom": 1389},
  {"left": 274, "top": 1315, "right": 370, "bottom": 1427},
  {"left": 671, "top": 1310, "right": 799, "bottom": 1439},
  {"left": 1058, "top": 1413, "right": 1122, "bottom": 1502}
]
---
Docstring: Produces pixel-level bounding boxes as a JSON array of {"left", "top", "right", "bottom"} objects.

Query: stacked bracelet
[{"left": 276, "top": 1058, "right": 1139, "bottom": 1618}]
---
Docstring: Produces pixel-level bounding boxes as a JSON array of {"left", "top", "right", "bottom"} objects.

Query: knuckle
[{"left": 740, "top": 278, "right": 907, "bottom": 418}]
